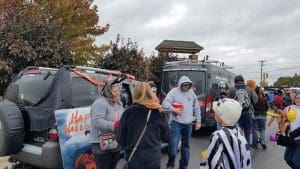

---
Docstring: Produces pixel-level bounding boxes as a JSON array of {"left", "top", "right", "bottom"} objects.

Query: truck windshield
[{"left": 161, "top": 70, "right": 206, "bottom": 96}]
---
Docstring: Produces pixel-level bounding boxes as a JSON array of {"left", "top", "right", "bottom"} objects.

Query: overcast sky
[{"left": 94, "top": 0, "right": 300, "bottom": 85}]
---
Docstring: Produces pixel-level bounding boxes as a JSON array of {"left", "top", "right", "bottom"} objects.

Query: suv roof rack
[
  {"left": 204, "top": 60, "right": 219, "bottom": 64},
  {"left": 74, "top": 66, "right": 135, "bottom": 80},
  {"left": 222, "top": 65, "right": 233, "bottom": 69},
  {"left": 165, "top": 59, "right": 233, "bottom": 69},
  {"left": 37, "top": 67, "right": 58, "bottom": 71},
  {"left": 21, "top": 66, "right": 58, "bottom": 72},
  {"left": 76, "top": 66, "right": 122, "bottom": 75},
  {"left": 17, "top": 66, "right": 58, "bottom": 79}
]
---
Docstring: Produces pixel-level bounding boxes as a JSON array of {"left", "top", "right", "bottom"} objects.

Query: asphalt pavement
[
  {"left": 160, "top": 119, "right": 290, "bottom": 169},
  {"left": 0, "top": 117, "right": 291, "bottom": 169}
]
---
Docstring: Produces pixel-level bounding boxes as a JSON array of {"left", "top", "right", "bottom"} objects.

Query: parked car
[{"left": 0, "top": 65, "right": 137, "bottom": 169}]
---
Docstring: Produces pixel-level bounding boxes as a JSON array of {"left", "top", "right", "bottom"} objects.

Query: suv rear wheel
[{"left": 0, "top": 100, "right": 24, "bottom": 156}]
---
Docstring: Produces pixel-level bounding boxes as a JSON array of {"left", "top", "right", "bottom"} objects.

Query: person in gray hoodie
[
  {"left": 163, "top": 76, "right": 201, "bottom": 169},
  {"left": 90, "top": 80, "right": 123, "bottom": 169}
]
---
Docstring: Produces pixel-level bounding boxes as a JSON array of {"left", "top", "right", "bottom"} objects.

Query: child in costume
[
  {"left": 276, "top": 94, "right": 300, "bottom": 168},
  {"left": 267, "top": 103, "right": 287, "bottom": 132},
  {"left": 202, "top": 98, "right": 251, "bottom": 169}
]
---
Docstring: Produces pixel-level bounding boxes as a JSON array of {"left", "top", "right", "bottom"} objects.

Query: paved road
[
  {"left": 160, "top": 120, "right": 290, "bottom": 169},
  {"left": 0, "top": 156, "right": 9, "bottom": 169},
  {"left": 0, "top": 119, "right": 291, "bottom": 169}
]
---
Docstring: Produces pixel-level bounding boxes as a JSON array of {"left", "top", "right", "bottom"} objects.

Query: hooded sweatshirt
[
  {"left": 90, "top": 97, "right": 123, "bottom": 144},
  {"left": 162, "top": 76, "right": 201, "bottom": 124}
]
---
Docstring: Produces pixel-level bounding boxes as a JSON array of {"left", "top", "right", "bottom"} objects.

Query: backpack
[{"left": 234, "top": 88, "right": 251, "bottom": 110}]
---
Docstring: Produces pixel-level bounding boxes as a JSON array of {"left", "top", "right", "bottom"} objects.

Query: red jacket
[{"left": 273, "top": 95, "right": 283, "bottom": 108}]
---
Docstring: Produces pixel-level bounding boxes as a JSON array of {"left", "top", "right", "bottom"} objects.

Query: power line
[
  {"left": 234, "top": 66, "right": 300, "bottom": 74},
  {"left": 267, "top": 66, "right": 300, "bottom": 72},
  {"left": 233, "top": 62, "right": 299, "bottom": 68}
]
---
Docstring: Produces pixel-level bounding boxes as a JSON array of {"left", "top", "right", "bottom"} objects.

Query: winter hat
[
  {"left": 234, "top": 75, "right": 245, "bottom": 83},
  {"left": 213, "top": 98, "right": 242, "bottom": 126},
  {"left": 102, "top": 77, "right": 124, "bottom": 104},
  {"left": 148, "top": 81, "right": 157, "bottom": 93}
]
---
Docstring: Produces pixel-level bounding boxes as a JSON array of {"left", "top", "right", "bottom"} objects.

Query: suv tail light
[
  {"left": 205, "top": 95, "right": 213, "bottom": 115},
  {"left": 48, "top": 121, "right": 58, "bottom": 141},
  {"left": 48, "top": 128, "right": 58, "bottom": 140}
]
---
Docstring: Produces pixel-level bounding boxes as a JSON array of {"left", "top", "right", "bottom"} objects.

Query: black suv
[{"left": 0, "top": 65, "right": 137, "bottom": 169}]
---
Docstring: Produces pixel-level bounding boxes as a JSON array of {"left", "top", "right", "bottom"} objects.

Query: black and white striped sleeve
[{"left": 205, "top": 132, "right": 223, "bottom": 169}]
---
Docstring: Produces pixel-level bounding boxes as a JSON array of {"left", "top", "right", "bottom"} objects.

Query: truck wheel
[{"left": 0, "top": 100, "right": 24, "bottom": 156}]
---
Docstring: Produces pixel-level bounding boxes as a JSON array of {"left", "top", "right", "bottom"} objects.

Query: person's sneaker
[
  {"left": 251, "top": 145, "right": 258, "bottom": 149},
  {"left": 261, "top": 144, "right": 267, "bottom": 149}
]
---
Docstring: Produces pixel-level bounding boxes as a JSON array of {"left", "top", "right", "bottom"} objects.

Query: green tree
[
  {"left": 274, "top": 74, "right": 300, "bottom": 87},
  {"left": 0, "top": 0, "right": 72, "bottom": 95},
  {"left": 100, "top": 35, "right": 147, "bottom": 80},
  {"left": 34, "top": 0, "right": 110, "bottom": 66},
  {"left": 149, "top": 55, "right": 165, "bottom": 83}
]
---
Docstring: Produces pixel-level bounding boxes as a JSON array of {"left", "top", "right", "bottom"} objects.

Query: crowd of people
[{"left": 88, "top": 74, "right": 300, "bottom": 169}]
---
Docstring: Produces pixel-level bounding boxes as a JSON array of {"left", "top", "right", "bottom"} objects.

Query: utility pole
[{"left": 258, "top": 60, "right": 267, "bottom": 86}]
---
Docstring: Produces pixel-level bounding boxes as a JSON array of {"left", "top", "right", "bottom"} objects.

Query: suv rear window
[
  {"left": 162, "top": 70, "right": 206, "bottom": 96},
  {"left": 71, "top": 77, "right": 100, "bottom": 107},
  {"left": 5, "top": 73, "right": 54, "bottom": 105}
]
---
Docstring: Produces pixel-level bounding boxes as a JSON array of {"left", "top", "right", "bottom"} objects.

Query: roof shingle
[{"left": 155, "top": 40, "right": 203, "bottom": 54}]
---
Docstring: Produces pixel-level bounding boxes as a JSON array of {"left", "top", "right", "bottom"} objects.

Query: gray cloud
[{"left": 94, "top": 0, "right": 300, "bottom": 85}]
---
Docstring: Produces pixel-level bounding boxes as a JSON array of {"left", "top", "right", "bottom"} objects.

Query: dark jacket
[
  {"left": 227, "top": 81, "right": 258, "bottom": 113},
  {"left": 254, "top": 96, "right": 269, "bottom": 116},
  {"left": 284, "top": 95, "right": 293, "bottom": 107},
  {"left": 116, "top": 103, "right": 169, "bottom": 169}
]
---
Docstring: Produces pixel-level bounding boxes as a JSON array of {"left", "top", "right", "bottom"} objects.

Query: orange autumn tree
[
  {"left": 34, "top": 0, "right": 110, "bottom": 66},
  {"left": 0, "top": 0, "right": 73, "bottom": 95},
  {"left": 0, "top": 0, "right": 109, "bottom": 95}
]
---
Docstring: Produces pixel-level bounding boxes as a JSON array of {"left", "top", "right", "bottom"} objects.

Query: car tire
[{"left": 0, "top": 100, "right": 24, "bottom": 156}]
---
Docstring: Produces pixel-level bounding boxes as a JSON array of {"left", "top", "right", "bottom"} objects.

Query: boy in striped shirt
[{"left": 202, "top": 98, "right": 251, "bottom": 169}]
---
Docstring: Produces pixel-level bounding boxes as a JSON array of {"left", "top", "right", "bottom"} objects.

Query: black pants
[{"left": 92, "top": 144, "right": 121, "bottom": 169}]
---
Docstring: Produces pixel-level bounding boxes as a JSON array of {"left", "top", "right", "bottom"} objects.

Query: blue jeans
[
  {"left": 253, "top": 115, "right": 267, "bottom": 146},
  {"left": 167, "top": 121, "right": 193, "bottom": 168},
  {"left": 216, "top": 122, "right": 222, "bottom": 130},
  {"left": 238, "top": 111, "right": 252, "bottom": 143},
  {"left": 284, "top": 146, "right": 300, "bottom": 169}
]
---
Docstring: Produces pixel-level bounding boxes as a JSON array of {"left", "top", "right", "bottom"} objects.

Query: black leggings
[{"left": 92, "top": 144, "right": 120, "bottom": 169}]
